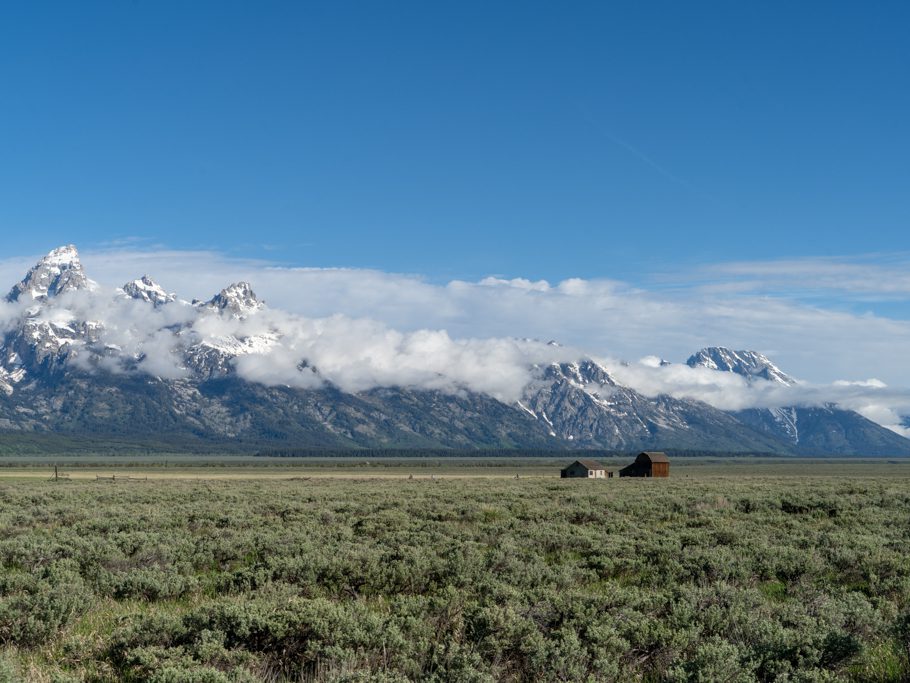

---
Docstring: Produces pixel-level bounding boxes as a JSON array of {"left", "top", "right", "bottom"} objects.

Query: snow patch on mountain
[
  {"left": 0, "top": 348, "right": 25, "bottom": 396},
  {"left": 121, "top": 276, "right": 176, "bottom": 307},
  {"left": 184, "top": 332, "right": 283, "bottom": 380},
  {"left": 768, "top": 406, "right": 799, "bottom": 444}
]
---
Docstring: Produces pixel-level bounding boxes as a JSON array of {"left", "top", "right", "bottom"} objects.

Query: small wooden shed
[
  {"left": 618, "top": 452, "right": 670, "bottom": 478},
  {"left": 561, "top": 459, "right": 607, "bottom": 479}
]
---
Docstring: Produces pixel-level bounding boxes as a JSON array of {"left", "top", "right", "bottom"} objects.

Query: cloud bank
[{"left": 19, "top": 285, "right": 573, "bottom": 403}]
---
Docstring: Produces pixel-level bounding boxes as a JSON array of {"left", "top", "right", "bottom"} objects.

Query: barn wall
[
  {"left": 562, "top": 464, "right": 590, "bottom": 478},
  {"left": 618, "top": 458, "right": 669, "bottom": 478}
]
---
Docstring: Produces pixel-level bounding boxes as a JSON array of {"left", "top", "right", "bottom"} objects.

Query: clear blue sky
[{"left": 1, "top": 1, "right": 908, "bottom": 282}]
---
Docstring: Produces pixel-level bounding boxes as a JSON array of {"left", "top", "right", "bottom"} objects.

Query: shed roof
[
  {"left": 567, "top": 459, "right": 604, "bottom": 471},
  {"left": 638, "top": 451, "right": 669, "bottom": 463}
]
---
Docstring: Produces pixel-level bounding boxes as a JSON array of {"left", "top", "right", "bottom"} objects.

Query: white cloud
[
  {"left": 833, "top": 378, "right": 888, "bottom": 388},
  {"left": 11, "top": 282, "right": 570, "bottom": 402}
]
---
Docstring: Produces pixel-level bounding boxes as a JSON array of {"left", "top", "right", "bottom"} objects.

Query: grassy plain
[
  {"left": 0, "top": 459, "right": 907, "bottom": 681},
  {"left": 0, "top": 456, "right": 908, "bottom": 479}
]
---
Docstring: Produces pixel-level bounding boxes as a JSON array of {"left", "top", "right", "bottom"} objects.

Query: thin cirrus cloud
[
  {"left": 681, "top": 254, "right": 910, "bottom": 300},
  {"left": 1, "top": 246, "right": 909, "bottom": 434}
]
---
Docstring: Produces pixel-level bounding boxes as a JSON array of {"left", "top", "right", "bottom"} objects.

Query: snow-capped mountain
[
  {"left": 0, "top": 248, "right": 102, "bottom": 383},
  {"left": 687, "top": 347, "right": 796, "bottom": 385},
  {"left": 686, "top": 346, "right": 910, "bottom": 455},
  {"left": 203, "top": 282, "right": 264, "bottom": 318},
  {"left": 516, "top": 360, "right": 785, "bottom": 451},
  {"left": 0, "top": 246, "right": 908, "bottom": 455},
  {"left": 6, "top": 245, "right": 95, "bottom": 302},
  {"left": 121, "top": 276, "right": 176, "bottom": 307},
  {"left": 0, "top": 248, "right": 279, "bottom": 388}
]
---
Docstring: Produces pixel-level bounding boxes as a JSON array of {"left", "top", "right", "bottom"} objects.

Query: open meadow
[{"left": 0, "top": 460, "right": 908, "bottom": 681}]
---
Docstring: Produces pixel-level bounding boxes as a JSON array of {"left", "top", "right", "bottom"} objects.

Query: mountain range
[{"left": 1, "top": 245, "right": 908, "bottom": 455}]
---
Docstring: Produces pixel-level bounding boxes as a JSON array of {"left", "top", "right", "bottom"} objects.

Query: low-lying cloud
[
  {"left": 607, "top": 357, "right": 910, "bottom": 438},
  {"left": 24, "top": 286, "right": 571, "bottom": 402}
]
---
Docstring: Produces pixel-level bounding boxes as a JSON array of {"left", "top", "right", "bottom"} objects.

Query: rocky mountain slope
[
  {"left": 733, "top": 404, "right": 910, "bottom": 457},
  {"left": 687, "top": 347, "right": 910, "bottom": 456},
  {"left": 516, "top": 360, "right": 786, "bottom": 452}
]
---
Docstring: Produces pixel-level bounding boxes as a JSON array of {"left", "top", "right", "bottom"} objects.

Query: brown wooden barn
[
  {"left": 618, "top": 452, "right": 670, "bottom": 478},
  {"left": 560, "top": 459, "right": 608, "bottom": 478}
]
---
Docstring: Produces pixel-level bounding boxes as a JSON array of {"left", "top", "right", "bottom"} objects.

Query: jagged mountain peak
[
  {"left": 7, "top": 245, "right": 95, "bottom": 303},
  {"left": 121, "top": 276, "right": 176, "bottom": 307},
  {"left": 686, "top": 347, "right": 796, "bottom": 385},
  {"left": 204, "top": 282, "right": 264, "bottom": 317},
  {"left": 42, "top": 244, "right": 80, "bottom": 265},
  {"left": 545, "top": 359, "right": 617, "bottom": 387}
]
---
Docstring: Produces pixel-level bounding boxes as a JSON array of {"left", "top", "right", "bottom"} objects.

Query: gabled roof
[
  {"left": 566, "top": 458, "right": 604, "bottom": 471},
  {"left": 638, "top": 451, "right": 669, "bottom": 463}
]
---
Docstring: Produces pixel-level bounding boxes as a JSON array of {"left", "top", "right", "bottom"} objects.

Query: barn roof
[
  {"left": 568, "top": 459, "right": 604, "bottom": 470},
  {"left": 639, "top": 451, "right": 669, "bottom": 463}
]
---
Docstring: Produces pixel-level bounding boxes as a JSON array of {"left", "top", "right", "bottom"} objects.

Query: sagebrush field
[{"left": 1, "top": 469, "right": 909, "bottom": 681}]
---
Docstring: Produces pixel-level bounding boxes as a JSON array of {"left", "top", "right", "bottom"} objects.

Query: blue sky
[{"left": 2, "top": 1, "right": 908, "bottom": 285}]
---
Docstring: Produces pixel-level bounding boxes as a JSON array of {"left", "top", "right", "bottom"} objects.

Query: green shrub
[{"left": 0, "top": 475, "right": 907, "bottom": 680}]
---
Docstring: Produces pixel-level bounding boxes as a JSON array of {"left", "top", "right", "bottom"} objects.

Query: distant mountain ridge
[
  {"left": 120, "top": 276, "right": 176, "bottom": 307},
  {"left": 0, "top": 246, "right": 908, "bottom": 455},
  {"left": 687, "top": 347, "right": 910, "bottom": 455},
  {"left": 686, "top": 347, "right": 796, "bottom": 385}
]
